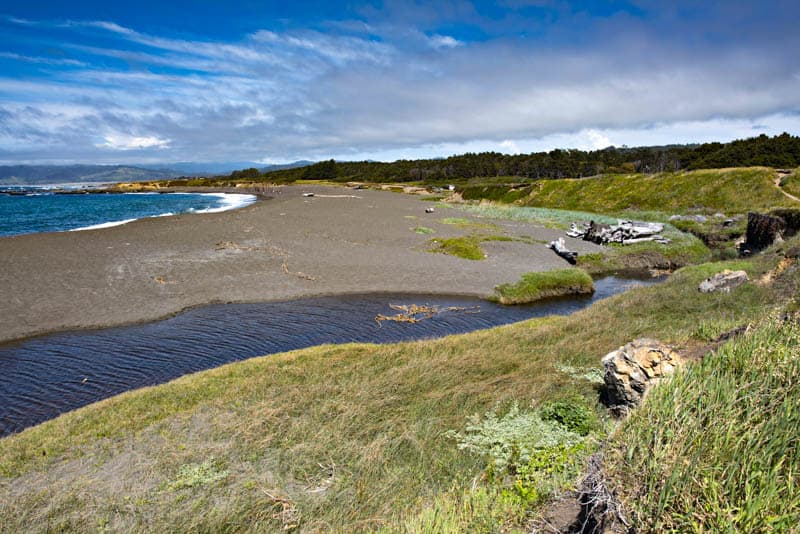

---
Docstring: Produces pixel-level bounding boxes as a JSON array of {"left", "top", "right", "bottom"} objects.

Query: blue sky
[{"left": 0, "top": 1, "right": 798, "bottom": 164}]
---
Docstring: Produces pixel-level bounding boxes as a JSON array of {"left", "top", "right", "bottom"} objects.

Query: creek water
[{"left": 0, "top": 276, "right": 660, "bottom": 436}]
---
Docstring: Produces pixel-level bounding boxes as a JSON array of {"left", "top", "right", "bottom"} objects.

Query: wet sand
[{"left": 0, "top": 185, "right": 604, "bottom": 343}]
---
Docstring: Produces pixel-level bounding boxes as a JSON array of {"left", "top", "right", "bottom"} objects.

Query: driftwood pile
[
  {"left": 548, "top": 219, "right": 671, "bottom": 263},
  {"left": 567, "top": 220, "right": 671, "bottom": 245}
]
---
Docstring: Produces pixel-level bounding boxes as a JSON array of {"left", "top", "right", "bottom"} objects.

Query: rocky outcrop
[
  {"left": 698, "top": 269, "right": 749, "bottom": 293},
  {"left": 741, "top": 212, "right": 785, "bottom": 254},
  {"left": 602, "top": 339, "right": 684, "bottom": 412}
]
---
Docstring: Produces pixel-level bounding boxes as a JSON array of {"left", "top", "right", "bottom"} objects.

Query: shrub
[{"left": 540, "top": 399, "right": 599, "bottom": 436}]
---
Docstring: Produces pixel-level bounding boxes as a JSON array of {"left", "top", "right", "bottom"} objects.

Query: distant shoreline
[{"left": 0, "top": 185, "right": 605, "bottom": 344}]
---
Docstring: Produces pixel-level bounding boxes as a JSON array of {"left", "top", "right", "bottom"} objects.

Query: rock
[
  {"left": 692, "top": 215, "right": 707, "bottom": 223},
  {"left": 669, "top": 214, "right": 684, "bottom": 221},
  {"left": 698, "top": 269, "right": 749, "bottom": 293},
  {"left": 784, "top": 246, "right": 800, "bottom": 260},
  {"left": 425, "top": 207, "right": 435, "bottom": 213},
  {"left": 741, "top": 212, "right": 785, "bottom": 253},
  {"left": 602, "top": 339, "right": 684, "bottom": 410}
]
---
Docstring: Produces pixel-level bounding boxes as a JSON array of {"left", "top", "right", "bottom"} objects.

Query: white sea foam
[
  {"left": 70, "top": 218, "right": 138, "bottom": 231},
  {"left": 67, "top": 193, "right": 256, "bottom": 232},
  {"left": 191, "top": 193, "right": 256, "bottom": 213}
]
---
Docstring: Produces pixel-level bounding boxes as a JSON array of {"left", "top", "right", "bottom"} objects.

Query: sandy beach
[{"left": 0, "top": 186, "right": 604, "bottom": 343}]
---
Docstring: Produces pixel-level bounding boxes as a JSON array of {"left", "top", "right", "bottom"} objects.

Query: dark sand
[{"left": 0, "top": 186, "right": 604, "bottom": 343}]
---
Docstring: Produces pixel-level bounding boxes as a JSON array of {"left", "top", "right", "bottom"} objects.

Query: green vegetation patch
[
  {"left": 577, "top": 231, "right": 711, "bottom": 274},
  {"left": 412, "top": 226, "right": 435, "bottom": 235},
  {"left": 491, "top": 268, "right": 595, "bottom": 304},
  {"left": 447, "top": 401, "right": 596, "bottom": 512},
  {"left": 428, "top": 235, "right": 486, "bottom": 260},
  {"left": 522, "top": 168, "right": 798, "bottom": 214},
  {"left": 606, "top": 318, "right": 800, "bottom": 532},
  {"left": 427, "top": 233, "right": 516, "bottom": 260}
]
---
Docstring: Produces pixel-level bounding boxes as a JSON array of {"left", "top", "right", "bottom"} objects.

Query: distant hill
[
  {"left": 0, "top": 161, "right": 315, "bottom": 185},
  {"left": 0, "top": 165, "right": 180, "bottom": 185},
  {"left": 138, "top": 161, "right": 313, "bottom": 176}
]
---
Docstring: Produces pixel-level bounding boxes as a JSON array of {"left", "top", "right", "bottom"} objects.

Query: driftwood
[
  {"left": 548, "top": 237, "right": 578, "bottom": 264},
  {"left": 567, "top": 220, "right": 670, "bottom": 245},
  {"left": 375, "top": 304, "right": 480, "bottom": 325}
]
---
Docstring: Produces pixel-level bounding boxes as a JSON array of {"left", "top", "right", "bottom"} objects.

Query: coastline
[
  {"left": 0, "top": 185, "right": 605, "bottom": 344},
  {"left": 1, "top": 189, "right": 258, "bottom": 236}
]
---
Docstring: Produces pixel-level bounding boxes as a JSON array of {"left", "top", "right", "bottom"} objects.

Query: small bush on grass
[
  {"left": 448, "top": 402, "right": 595, "bottom": 513},
  {"left": 540, "top": 399, "right": 600, "bottom": 436}
]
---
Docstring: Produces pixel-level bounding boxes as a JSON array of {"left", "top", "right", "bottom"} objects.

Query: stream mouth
[{"left": 0, "top": 276, "right": 661, "bottom": 437}]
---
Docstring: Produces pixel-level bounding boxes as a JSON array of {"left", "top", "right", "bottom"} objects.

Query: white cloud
[
  {"left": 0, "top": 12, "right": 798, "bottom": 164},
  {"left": 499, "top": 139, "right": 521, "bottom": 153},
  {"left": 428, "top": 34, "right": 463, "bottom": 49},
  {"left": 582, "top": 129, "right": 613, "bottom": 150},
  {"left": 99, "top": 134, "right": 171, "bottom": 150}
]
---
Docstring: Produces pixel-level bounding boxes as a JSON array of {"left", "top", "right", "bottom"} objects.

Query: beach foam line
[
  {"left": 68, "top": 193, "right": 255, "bottom": 232},
  {"left": 70, "top": 218, "right": 138, "bottom": 231},
  {"left": 190, "top": 193, "right": 257, "bottom": 213}
]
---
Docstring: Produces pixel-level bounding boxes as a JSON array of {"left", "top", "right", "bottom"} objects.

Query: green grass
[
  {"left": 428, "top": 235, "right": 486, "bottom": 260},
  {"left": 450, "top": 203, "right": 712, "bottom": 273},
  {"left": 491, "top": 269, "right": 595, "bottom": 304},
  {"left": 521, "top": 168, "right": 799, "bottom": 214},
  {"left": 0, "top": 251, "right": 787, "bottom": 532},
  {"left": 427, "top": 234, "right": 515, "bottom": 260},
  {"left": 576, "top": 230, "right": 711, "bottom": 274},
  {"left": 782, "top": 168, "right": 800, "bottom": 198},
  {"left": 412, "top": 226, "right": 435, "bottom": 235},
  {"left": 606, "top": 316, "right": 800, "bottom": 532}
]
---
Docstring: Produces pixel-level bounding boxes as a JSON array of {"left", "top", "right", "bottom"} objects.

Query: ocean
[{"left": 0, "top": 188, "right": 256, "bottom": 237}]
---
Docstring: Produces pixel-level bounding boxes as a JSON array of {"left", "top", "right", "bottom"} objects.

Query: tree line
[{"left": 232, "top": 132, "right": 800, "bottom": 184}]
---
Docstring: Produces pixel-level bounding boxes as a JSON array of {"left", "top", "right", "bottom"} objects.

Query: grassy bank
[
  {"left": 0, "top": 251, "right": 788, "bottom": 532},
  {"left": 491, "top": 268, "right": 594, "bottom": 304},
  {"left": 782, "top": 168, "right": 800, "bottom": 198},
  {"left": 605, "top": 316, "right": 800, "bottom": 532},
  {"left": 460, "top": 168, "right": 799, "bottom": 215}
]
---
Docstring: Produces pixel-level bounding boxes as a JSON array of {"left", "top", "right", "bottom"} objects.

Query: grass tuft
[
  {"left": 428, "top": 235, "right": 485, "bottom": 260},
  {"left": 492, "top": 269, "right": 594, "bottom": 304}
]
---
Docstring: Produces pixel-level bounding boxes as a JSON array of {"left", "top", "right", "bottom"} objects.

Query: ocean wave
[
  {"left": 67, "top": 194, "right": 255, "bottom": 232},
  {"left": 191, "top": 193, "right": 257, "bottom": 213}
]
